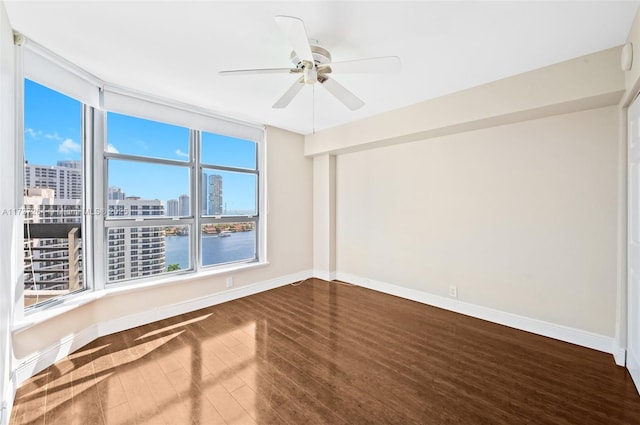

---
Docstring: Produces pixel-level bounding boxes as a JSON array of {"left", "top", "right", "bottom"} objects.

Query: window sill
[
  {"left": 12, "top": 290, "right": 101, "bottom": 333},
  {"left": 103, "top": 260, "right": 270, "bottom": 296},
  {"left": 12, "top": 260, "right": 270, "bottom": 334}
]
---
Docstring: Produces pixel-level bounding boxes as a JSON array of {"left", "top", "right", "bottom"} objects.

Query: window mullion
[
  {"left": 82, "top": 104, "right": 94, "bottom": 293},
  {"left": 93, "top": 109, "right": 106, "bottom": 291},
  {"left": 193, "top": 130, "right": 201, "bottom": 273}
]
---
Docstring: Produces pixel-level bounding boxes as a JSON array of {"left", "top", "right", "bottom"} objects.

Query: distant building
[
  {"left": 201, "top": 173, "right": 209, "bottom": 215},
  {"left": 105, "top": 198, "right": 166, "bottom": 282},
  {"left": 108, "top": 186, "right": 126, "bottom": 200},
  {"left": 167, "top": 199, "right": 179, "bottom": 216},
  {"left": 23, "top": 187, "right": 81, "bottom": 224},
  {"left": 56, "top": 160, "right": 81, "bottom": 169},
  {"left": 179, "top": 194, "right": 190, "bottom": 217},
  {"left": 208, "top": 174, "right": 223, "bottom": 215},
  {"left": 109, "top": 197, "right": 165, "bottom": 218},
  {"left": 24, "top": 160, "right": 81, "bottom": 200},
  {"left": 23, "top": 163, "right": 167, "bottom": 288},
  {"left": 23, "top": 188, "right": 83, "bottom": 293}
]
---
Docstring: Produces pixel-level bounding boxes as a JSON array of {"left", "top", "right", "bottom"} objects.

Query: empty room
[{"left": 1, "top": 1, "right": 640, "bottom": 424}]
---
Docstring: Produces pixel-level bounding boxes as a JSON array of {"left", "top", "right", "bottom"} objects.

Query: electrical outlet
[
  {"left": 448, "top": 285, "right": 458, "bottom": 298},
  {"left": 226, "top": 277, "right": 233, "bottom": 288}
]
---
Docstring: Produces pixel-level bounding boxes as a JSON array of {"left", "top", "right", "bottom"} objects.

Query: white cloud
[
  {"left": 25, "top": 128, "right": 42, "bottom": 139},
  {"left": 25, "top": 128, "right": 67, "bottom": 142},
  {"left": 106, "top": 144, "right": 119, "bottom": 153},
  {"left": 58, "top": 138, "right": 81, "bottom": 154},
  {"left": 45, "top": 132, "right": 63, "bottom": 141},
  {"left": 175, "top": 149, "right": 189, "bottom": 158}
]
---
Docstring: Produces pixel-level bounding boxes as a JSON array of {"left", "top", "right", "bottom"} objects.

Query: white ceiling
[{"left": 5, "top": 1, "right": 639, "bottom": 135}]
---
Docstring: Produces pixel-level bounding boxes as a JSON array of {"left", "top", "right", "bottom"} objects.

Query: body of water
[{"left": 165, "top": 230, "right": 256, "bottom": 270}]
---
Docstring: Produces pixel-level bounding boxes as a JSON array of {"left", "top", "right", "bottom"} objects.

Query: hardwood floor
[{"left": 10, "top": 278, "right": 640, "bottom": 424}]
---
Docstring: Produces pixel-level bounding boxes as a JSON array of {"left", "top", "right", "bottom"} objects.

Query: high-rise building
[
  {"left": 201, "top": 173, "right": 209, "bottom": 215},
  {"left": 106, "top": 198, "right": 166, "bottom": 282},
  {"left": 108, "top": 186, "right": 126, "bottom": 200},
  {"left": 108, "top": 197, "right": 165, "bottom": 218},
  {"left": 23, "top": 188, "right": 83, "bottom": 294},
  {"left": 24, "top": 160, "right": 82, "bottom": 200},
  {"left": 56, "top": 160, "right": 81, "bottom": 169},
  {"left": 23, "top": 187, "right": 82, "bottom": 224},
  {"left": 179, "top": 194, "right": 190, "bottom": 217},
  {"left": 167, "top": 199, "right": 179, "bottom": 216},
  {"left": 208, "top": 174, "right": 223, "bottom": 215},
  {"left": 23, "top": 162, "right": 82, "bottom": 296},
  {"left": 23, "top": 187, "right": 169, "bottom": 287}
]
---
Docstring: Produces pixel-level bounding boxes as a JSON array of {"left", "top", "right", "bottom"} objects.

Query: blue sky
[{"left": 24, "top": 79, "right": 257, "bottom": 213}]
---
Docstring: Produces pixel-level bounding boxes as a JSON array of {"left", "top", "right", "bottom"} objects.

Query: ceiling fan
[{"left": 219, "top": 15, "right": 401, "bottom": 111}]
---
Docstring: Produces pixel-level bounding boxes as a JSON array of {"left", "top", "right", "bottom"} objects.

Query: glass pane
[
  {"left": 107, "top": 159, "right": 190, "bottom": 217},
  {"left": 23, "top": 79, "right": 85, "bottom": 309},
  {"left": 107, "top": 224, "right": 191, "bottom": 283},
  {"left": 106, "top": 112, "right": 190, "bottom": 161},
  {"left": 201, "top": 169, "right": 256, "bottom": 216},
  {"left": 201, "top": 132, "right": 256, "bottom": 169},
  {"left": 201, "top": 222, "right": 256, "bottom": 267}
]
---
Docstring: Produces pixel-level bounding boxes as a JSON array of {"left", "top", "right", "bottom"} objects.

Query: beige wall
[
  {"left": 313, "top": 154, "right": 336, "bottom": 280},
  {"left": 336, "top": 106, "right": 619, "bottom": 336},
  {"left": 303, "top": 43, "right": 626, "bottom": 342},
  {"left": 12, "top": 125, "right": 313, "bottom": 360},
  {"left": 306, "top": 47, "right": 624, "bottom": 157},
  {"left": 624, "top": 8, "right": 640, "bottom": 101}
]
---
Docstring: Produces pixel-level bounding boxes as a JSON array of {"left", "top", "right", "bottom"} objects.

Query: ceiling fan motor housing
[{"left": 290, "top": 44, "right": 332, "bottom": 69}]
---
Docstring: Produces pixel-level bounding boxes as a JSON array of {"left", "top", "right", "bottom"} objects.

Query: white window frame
[
  {"left": 18, "top": 38, "right": 100, "bottom": 316},
  {"left": 16, "top": 37, "right": 267, "bottom": 317}
]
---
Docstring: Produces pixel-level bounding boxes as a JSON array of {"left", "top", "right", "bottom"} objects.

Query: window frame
[
  {"left": 199, "top": 130, "right": 260, "bottom": 269},
  {"left": 102, "top": 116, "right": 197, "bottom": 284},
  {"left": 17, "top": 37, "right": 266, "bottom": 316},
  {"left": 101, "top": 111, "right": 263, "bottom": 285},
  {"left": 20, "top": 80, "right": 93, "bottom": 313}
]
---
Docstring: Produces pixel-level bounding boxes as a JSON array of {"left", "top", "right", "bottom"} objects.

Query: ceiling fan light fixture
[{"left": 304, "top": 66, "right": 318, "bottom": 84}]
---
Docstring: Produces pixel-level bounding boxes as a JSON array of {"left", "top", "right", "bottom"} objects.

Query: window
[
  {"left": 104, "top": 114, "right": 194, "bottom": 282},
  {"left": 103, "top": 113, "right": 261, "bottom": 283},
  {"left": 20, "top": 40, "right": 264, "bottom": 310},
  {"left": 200, "top": 132, "right": 258, "bottom": 267},
  {"left": 22, "top": 79, "right": 86, "bottom": 309}
]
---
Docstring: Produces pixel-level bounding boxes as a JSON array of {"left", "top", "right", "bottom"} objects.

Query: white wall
[
  {"left": 336, "top": 106, "right": 619, "bottom": 336},
  {"left": 0, "top": 2, "right": 17, "bottom": 422}
]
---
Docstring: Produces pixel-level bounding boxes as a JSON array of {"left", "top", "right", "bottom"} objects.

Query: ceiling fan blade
[
  {"left": 274, "top": 15, "right": 314, "bottom": 63},
  {"left": 219, "top": 67, "right": 300, "bottom": 76},
  {"left": 321, "top": 77, "right": 365, "bottom": 111},
  {"left": 273, "top": 77, "right": 305, "bottom": 108},
  {"left": 318, "top": 56, "right": 401, "bottom": 74}
]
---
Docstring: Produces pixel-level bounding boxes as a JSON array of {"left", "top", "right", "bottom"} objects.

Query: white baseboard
[
  {"left": 98, "top": 269, "right": 313, "bottom": 338},
  {"left": 14, "top": 269, "right": 313, "bottom": 388},
  {"left": 1, "top": 373, "right": 15, "bottom": 425},
  {"left": 312, "top": 270, "right": 336, "bottom": 282},
  {"left": 613, "top": 347, "right": 627, "bottom": 367},
  {"left": 11, "top": 269, "right": 630, "bottom": 400},
  {"left": 14, "top": 324, "right": 98, "bottom": 386},
  {"left": 629, "top": 348, "right": 640, "bottom": 395},
  {"left": 336, "top": 272, "right": 622, "bottom": 362}
]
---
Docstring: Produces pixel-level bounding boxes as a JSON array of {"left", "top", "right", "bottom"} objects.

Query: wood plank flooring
[{"left": 10, "top": 278, "right": 640, "bottom": 424}]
